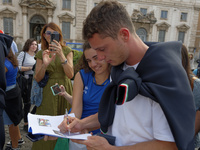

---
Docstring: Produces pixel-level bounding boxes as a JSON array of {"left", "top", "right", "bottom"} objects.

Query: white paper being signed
[{"left": 28, "top": 113, "right": 91, "bottom": 140}]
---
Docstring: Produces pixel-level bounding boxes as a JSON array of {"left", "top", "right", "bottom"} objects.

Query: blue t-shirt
[
  {"left": 193, "top": 69, "right": 197, "bottom": 76},
  {"left": 80, "top": 69, "right": 110, "bottom": 134},
  {"left": 5, "top": 58, "right": 18, "bottom": 87}
]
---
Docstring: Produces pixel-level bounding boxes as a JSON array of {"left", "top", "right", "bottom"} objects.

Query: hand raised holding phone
[
  {"left": 52, "top": 84, "right": 72, "bottom": 104},
  {"left": 49, "top": 31, "right": 65, "bottom": 59},
  {"left": 50, "top": 84, "right": 61, "bottom": 96},
  {"left": 50, "top": 31, "right": 59, "bottom": 52},
  {"left": 58, "top": 85, "right": 66, "bottom": 96}
]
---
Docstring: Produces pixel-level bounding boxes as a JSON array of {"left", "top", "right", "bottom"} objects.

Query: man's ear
[{"left": 119, "top": 28, "right": 129, "bottom": 42}]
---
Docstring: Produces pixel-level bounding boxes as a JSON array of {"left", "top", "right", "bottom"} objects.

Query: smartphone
[
  {"left": 26, "top": 133, "right": 44, "bottom": 142},
  {"left": 50, "top": 84, "right": 61, "bottom": 96},
  {"left": 50, "top": 31, "right": 60, "bottom": 51}
]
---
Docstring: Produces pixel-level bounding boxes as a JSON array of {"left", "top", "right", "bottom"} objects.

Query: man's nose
[{"left": 97, "top": 51, "right": 106, "bottom": 61}]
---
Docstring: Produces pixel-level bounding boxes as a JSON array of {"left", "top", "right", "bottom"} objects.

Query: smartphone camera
[
  {"left": 50, "top": 84, "right": 61, "bottom": 96},
  {"left": 50, "top": 31, "right": 60, "bottom": 51}
]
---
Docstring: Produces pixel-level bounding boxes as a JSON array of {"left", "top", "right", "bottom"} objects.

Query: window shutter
[
  {"left": 158, "top": 30, "right": 165, "bottom": 42},
  {"left": 62, "top": 22, "right": 70, "bottom": 39}
]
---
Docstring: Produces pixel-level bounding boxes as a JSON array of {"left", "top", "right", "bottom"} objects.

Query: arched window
[{"left": 30, "top": 15, "right": 46, "bottom": 41}]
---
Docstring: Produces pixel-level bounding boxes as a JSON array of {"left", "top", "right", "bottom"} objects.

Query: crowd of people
[{"left": 1, "top": 1, "right": 200, "bottom": 150}]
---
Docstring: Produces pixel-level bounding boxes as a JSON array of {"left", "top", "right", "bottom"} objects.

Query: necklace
[{"left": 93, "top": 77, "right": 109, "bottom": 86}]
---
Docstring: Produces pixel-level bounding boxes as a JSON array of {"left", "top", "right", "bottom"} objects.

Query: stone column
[
  {"left": 47, "top": 9, "right": 53, "bottom": 23},
  {"left": 22, "top": 6, "right": 28, "bottom": 41}
]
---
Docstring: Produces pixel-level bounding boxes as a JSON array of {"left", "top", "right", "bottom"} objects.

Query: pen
[{"left": 64, "top": 108, "right": 70, "bottom": 135}]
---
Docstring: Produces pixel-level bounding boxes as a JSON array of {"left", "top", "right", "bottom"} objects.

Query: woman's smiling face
[
  {"left": 84, "top": 48, "right": 109, "bottom": 75},
  {"left": 29, "top": 41, "right": 38, "bottom": 52}
]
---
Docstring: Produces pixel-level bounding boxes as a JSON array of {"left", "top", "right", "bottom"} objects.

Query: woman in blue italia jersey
[
  {"left": 53, "top": 42, "right": 111, "bottom": 150},
  {"left": 59, "top": 42, "right": 111, "bottom": 134}
]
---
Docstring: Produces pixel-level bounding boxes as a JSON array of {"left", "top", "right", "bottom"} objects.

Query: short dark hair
[{"left": 83, "top": 1, "right": 135, "bottom": 40}]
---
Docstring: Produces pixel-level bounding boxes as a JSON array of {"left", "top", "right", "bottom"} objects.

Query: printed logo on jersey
[{"left": 83, "top": 86, "right": 88, "bottom": 94}]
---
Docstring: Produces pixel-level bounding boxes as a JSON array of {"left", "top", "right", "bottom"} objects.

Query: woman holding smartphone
[
  {"left": 56, "top": 42, "right": 111, "bottom": 150},
  {"left": 32, "top": 22, "right": 73, "bottom": 150},
  {"left": 59, "top": 42, "right": 110, "bottom": 126}
]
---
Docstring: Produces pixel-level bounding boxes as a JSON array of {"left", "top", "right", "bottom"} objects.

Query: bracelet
[{"left": 61, "top": 59, "right": 68, "bottom": 65}]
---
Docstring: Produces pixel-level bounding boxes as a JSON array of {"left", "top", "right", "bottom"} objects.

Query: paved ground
[
  {"left": 3, "top": 105, "right": 35, "bottom": 150},
  {"left": 4, "top": 119, "right": 33, "bottom": 150},
  {"left": 4, "top": 121, "right": 200, "bottom": 150},
  {"left": 3, "top": 109, "right": 200, "bottom": 150}
]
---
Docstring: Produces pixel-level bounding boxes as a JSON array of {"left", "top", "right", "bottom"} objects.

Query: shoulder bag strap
[
  {"left": 19, "top": 52, "right": 26, "bottom": 75},
  {"left": 22, "top": 52, "right": 26, "bottom": 66}
]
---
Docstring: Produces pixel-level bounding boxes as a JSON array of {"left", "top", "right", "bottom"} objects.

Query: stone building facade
[
  {"left": 195, "top": 11, "right": 200, "bottom": 59},
  {"left": 0, "top": 0, "right": 200, "bottom": 59}
]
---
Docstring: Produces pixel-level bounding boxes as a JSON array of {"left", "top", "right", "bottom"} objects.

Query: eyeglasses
[{"left": 45, "top": 31, "right": 52, "bottom": 36}]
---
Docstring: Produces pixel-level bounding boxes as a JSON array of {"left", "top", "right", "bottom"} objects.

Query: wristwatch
[{"left": 61, "top": 59, "right": 68, "bottom": 65}]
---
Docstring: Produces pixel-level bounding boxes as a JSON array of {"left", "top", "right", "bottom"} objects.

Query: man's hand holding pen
[
  {"left": 63, "top": 108, "right": 70, "bottom": 135},
  {"left": 65, "top": 116, "right": 70, "bottom": 135},
  {"left": 58, "top": 116, "right": 84, "bottom": 133},
  {"left": 44, "top": 114, "right": 83, "bottom": 141}
]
